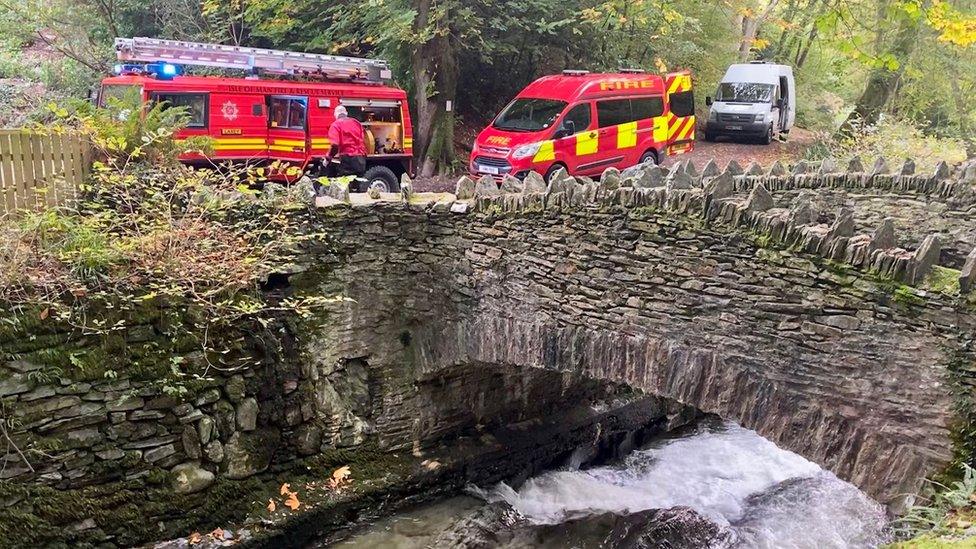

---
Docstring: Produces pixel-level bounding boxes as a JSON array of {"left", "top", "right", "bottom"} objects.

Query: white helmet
[{"left": 335, "top": 105, "right": 348, "bottom": 118}]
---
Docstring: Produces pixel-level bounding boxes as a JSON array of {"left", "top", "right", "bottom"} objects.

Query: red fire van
[{"left": 470, "top": 70, "right": 695, "bottom": 181}]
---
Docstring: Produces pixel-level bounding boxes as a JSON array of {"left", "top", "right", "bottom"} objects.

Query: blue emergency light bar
[{"left": 112, "top": 62, "right": 182, "bottom": 80}]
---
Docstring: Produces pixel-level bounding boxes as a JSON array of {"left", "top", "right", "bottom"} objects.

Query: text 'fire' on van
[{"left": 470, "top": 70, "right": 696, "bottom": 182}]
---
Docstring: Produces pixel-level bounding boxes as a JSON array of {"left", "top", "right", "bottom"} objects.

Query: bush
[{"left": 805, "top": 116, "right": 968, "bottom": 172}]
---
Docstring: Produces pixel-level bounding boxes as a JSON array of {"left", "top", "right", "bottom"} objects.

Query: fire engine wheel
[
  {"left": 362, "top": 166, "right": 400, "bottom": 193},
  {"left": 639, "top": 150, "right": 659, "bottom": 166}
]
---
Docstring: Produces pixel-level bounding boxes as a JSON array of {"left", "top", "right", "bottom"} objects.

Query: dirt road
[{"left": 661, "top": 127, "right": 817, "bottom": 169}]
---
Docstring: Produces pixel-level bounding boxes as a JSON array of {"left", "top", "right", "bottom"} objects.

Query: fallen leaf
[
  {"left": 285, "top": 491, "right": 301, "bottom": 511},
  {"left": 210, "top": 527, "right": 224, "bottom": 540},
  {"left": 39, "top": 308, "right": 49, "bottom": 320},
  {"left": 332, "top": 466, "right": 351, "bottom": 483},
  {"left": 188, "top": 532, "right": 203, "bottom": 544},
  {"left": 267, "top": 499, "right": 276, "bottom": 513},
  {"left": 280, "top": 483, "right": 292, "bottom": 496}
]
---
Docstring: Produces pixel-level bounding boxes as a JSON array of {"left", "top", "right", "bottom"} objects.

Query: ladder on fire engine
[{"left": 115, "top": 37, "right": 393, "bottom": 83}]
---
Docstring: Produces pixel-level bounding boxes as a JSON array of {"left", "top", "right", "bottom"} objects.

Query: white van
[{"left": 703, "top": 62, "right": 795, "bottom": 144}]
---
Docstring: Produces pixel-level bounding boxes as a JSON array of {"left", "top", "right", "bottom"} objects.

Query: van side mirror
[
  {"left": 705, "top": 96, "right": 713, "bottom": 106},
  {"left": 555, "top": 119, "right": 575, "bottom": 139}
]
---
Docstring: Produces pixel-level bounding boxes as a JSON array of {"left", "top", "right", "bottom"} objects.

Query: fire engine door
[{"left": 268, "top": 95, "right": 309, "bottom": 168}]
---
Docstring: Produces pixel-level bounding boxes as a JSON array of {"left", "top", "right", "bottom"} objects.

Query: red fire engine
[
  {"left": 471, "top": 70, "right": 696, "bottom": 181},
  {"left": 100, "top": 37, "right": 413, "bottom": 192}
]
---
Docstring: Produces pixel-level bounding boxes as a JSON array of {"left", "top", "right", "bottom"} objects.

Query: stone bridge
[
  {"left": 5, "top": 157, "right": 976, "bottom": 545},
  {"left": 302, "top": 157, "right": 976, "bottom": 509}
]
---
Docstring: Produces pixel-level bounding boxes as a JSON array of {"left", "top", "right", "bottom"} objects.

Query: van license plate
[
  {"left": 479, "top": 166, "right": 500, "bottom": 175},
  {"left": 727, "top": 125, "right": 743, "bottom": 131}
]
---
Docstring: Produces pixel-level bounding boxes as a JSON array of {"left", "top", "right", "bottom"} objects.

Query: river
[{"left": 333, "top": 420, "right": 891, "bottom": 548}]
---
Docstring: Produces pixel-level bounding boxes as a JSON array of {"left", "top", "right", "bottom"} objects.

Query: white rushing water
[{"left": 486, "top": 421, "right": 891, "bottom": 548}]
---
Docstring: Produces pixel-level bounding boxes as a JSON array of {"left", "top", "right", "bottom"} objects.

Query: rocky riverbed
[{"left": 331, "top": 420, "right": 890, "bottom": 548}]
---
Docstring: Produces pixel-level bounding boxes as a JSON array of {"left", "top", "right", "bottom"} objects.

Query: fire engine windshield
[
  {"left": 99, "top": 84, "right": 142, "bottom": 107},
  {"left": 493, "top": 98, "right": 567, "bottom": 132},
  {"left": 715, "top": 83, "right": 774, "bottom": 104}
]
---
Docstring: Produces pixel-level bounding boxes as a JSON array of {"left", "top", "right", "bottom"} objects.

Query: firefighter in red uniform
[{"left": 326, "top": 105, "right": 368, "bottom": 181}]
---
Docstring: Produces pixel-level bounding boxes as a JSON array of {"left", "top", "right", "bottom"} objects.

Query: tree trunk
[
  {"left": 737, "top": 0, "right": 782, "bottom": 61},
  {"left": 838, "top": 3, "right": 922, "bottom": 136},
  {"left": 410, "top": 0, "right": 459, "bottom": 177}
]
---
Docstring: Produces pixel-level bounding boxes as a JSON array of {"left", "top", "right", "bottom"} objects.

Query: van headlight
[
  {"left": 512, "top": 142, "right": 542, "bottom": 160},
  {"left": 708, "top": 110, "right": 718, "bottom": 121},
  {"left": 754, "top": 113, "right": 766, "bottom": 123}
]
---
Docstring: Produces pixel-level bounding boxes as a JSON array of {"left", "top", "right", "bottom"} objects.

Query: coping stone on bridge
[
  {"left": 870, "top": 218, "right": 897, "bottom": 251},
  {"left": 725, "top": 159, "right": 744, "bottom": 176},
  {"left": 524, "top": 171, "right": 547, "bottom": 194},
  {"left": 960, "top": 248, "right": 976, "bottom": 293},
  {"left": 745, "top": 183, "right": 774, "bottom": 212},
  {"left": 819, "top": 158, "right": 839, "bottom": 174},
  {"left": 910, "top": 234, "right": 942, "bottom": 285},
  {"left": 501, "top": 174, "right": 524, "bottom": 194},
  {"left": 792, "top": 160, "right": 809, "bottom": 175},
  {"left": 788, "top": 193, "right": 817, "bottom": 226},
  {"left": 744, "top": 162, "right": 763, "bottom": 176},
  {"left": 900, "top": 158, "right": 916, "bottom": 176},
  {"left": 701, "top": 159, "right": 720, "bottom": 178},
  {"left": 848, "top": 156, "right": 865, "bottom": 173},
  {"left": 475, "top": 175, "right": 501, "bottom": 197},
  {"left": 871, "top": 157, "right": 890, "bottom": 176},
  {"left": 934, "top": 161, "right": 951, "bottom": 180},
  {"left": 455, "top": 176, "right": 476, "bottom": 199},
  {"left": 767, "top": 160, "right": 787, "bottom": 176}
]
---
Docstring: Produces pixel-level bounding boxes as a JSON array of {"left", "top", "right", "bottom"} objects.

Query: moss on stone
[
  {"left": 924, "top": 266, "right": 962, "bottom": 296},
  {"left": 888, "top": 535, "right": 976, "bottom": 548}
]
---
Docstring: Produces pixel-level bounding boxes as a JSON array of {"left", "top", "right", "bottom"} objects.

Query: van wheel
[
  {"left": 544, "top": 163, "right": 568, "bottom": 183},
  {"left": 639, "top": 150, "right": 659, "bottom": 165},
  {"left": 363, "top": 166, "right": 399, "bottom": 193},
  {"left": 704, "top": 132, "right": 716, "bottom": 142},
  {"left": 761, "top": 125, "right": 773, "bottom": 145}
]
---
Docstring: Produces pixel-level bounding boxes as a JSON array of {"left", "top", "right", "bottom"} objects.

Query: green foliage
[
  {"left": 807, "top": 117, "right": 968, "bottom": 172},
  {"left": 0, "top": 98, "right": 339, "bottom": 396},
  {"left": 893, "top": 464, "right": 976, "bottom": 545}
]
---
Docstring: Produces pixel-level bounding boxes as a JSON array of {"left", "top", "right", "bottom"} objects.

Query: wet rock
[
  {"left": 295, "top": 424, "right": 323, "bottom": 456},
  {"left": 429, "top": 503, "right": 526, "bottom": 547},
  {"left": 223, "top": 429, "right": 280, "bottom": 480},
  {"left": 600, "top": 507, "right": 736, "bottom": 548},
  {"left": 171, "top": 462, "right": 214, "bottom": 494}
]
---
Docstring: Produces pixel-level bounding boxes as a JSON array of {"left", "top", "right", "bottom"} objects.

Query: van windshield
[
  {"left": 493, "top": 98, "right": 567, "bottom": 132},
  {"left": 716, "top": 83, "right": 774, "bottom": 103}
]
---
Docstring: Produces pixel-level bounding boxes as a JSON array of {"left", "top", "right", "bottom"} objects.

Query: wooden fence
[{"left": 0, "top": 129, "right": 90, "bottom": 217}]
